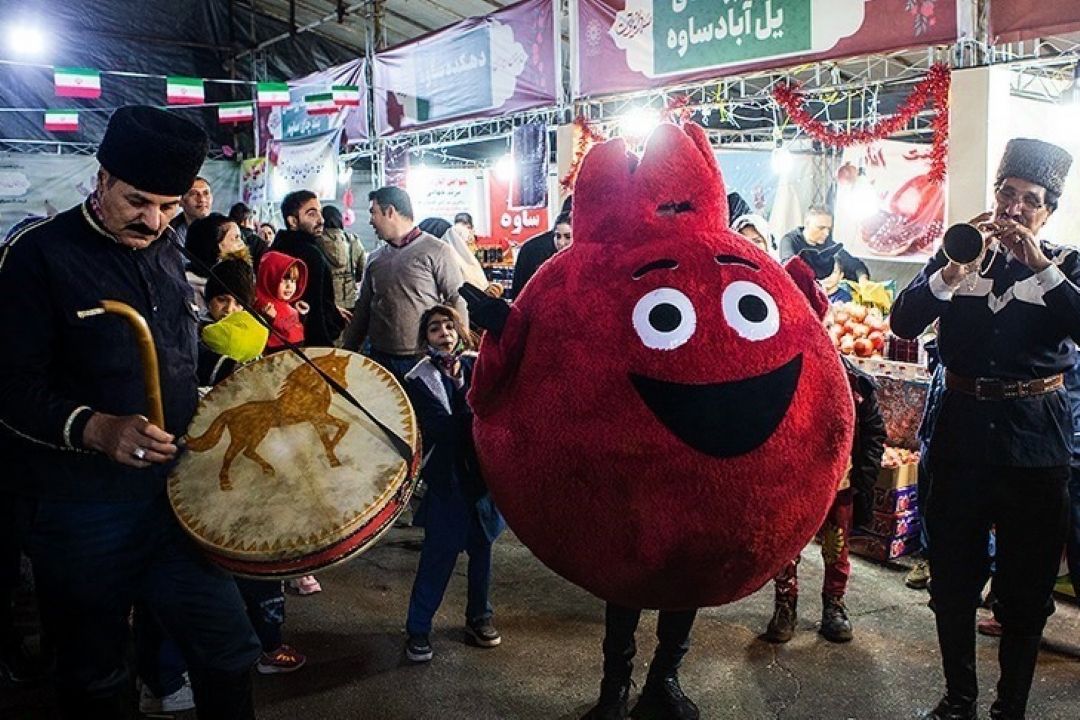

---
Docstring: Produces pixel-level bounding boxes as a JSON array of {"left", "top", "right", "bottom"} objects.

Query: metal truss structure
[{"left": 0, "top": 139, "right": 234, "bottom": 160}]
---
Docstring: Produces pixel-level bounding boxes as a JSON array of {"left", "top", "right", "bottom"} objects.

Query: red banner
[
  {"left": 990, "top": 1, "right": 1080, "bottom": 42},
  {"left": 572, "top": 0, "right": 957, "bottom": 99}
]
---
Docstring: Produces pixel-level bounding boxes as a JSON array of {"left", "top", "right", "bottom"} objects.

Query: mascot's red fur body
[{"left": 471, "top": 123, "right": 854, "bottom": 609}]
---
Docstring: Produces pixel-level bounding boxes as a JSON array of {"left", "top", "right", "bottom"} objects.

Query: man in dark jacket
[
  {"left": 779, "top": 206, "right": 869, "bottom": 288},
  {"left": 892, "top": 138, "right": 1080, "bottom": 720},
  {"left": 509, "top": 196, "right": 572, "bottom": 299},
  {"left": 510, "top": 210, "right": 572, "bottom": 300},
  {"left": 0, "top": 106, "right": 260, "bottom": 718},
  {"left": 271, "top": 190, "right": 346, "bottom": 347}
]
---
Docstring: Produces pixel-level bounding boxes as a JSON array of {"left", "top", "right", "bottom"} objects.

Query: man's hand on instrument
[
  {"left": 83, "top": 413, "right": 178, "bottom": 468},
  {"left": 942, "top": 212, "right": 993, "bottom": 287},
  {"left": 993, "top": 219, "right": 1051, "bottom": 272}
]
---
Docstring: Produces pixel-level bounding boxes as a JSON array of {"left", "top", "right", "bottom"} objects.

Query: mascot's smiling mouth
[{"left": 629, "top": 354, "right": 803, "bottom": 458}]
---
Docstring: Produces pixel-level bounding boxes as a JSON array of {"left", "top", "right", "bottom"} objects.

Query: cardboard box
[
  {"left": 861, "top": 509, "right": 921, "bottom": 538},
  {"left": 876, "top": 462, "right": 918, "bottom": 491},
  {"left": 850, "top": 532, "right": 922, "bottom": 562},
  {"left": 872, "top": 484, "right": 919, "bottom": 514}
]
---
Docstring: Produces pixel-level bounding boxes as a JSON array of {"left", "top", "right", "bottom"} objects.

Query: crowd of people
[{"left": 0, "top": 104, "right": 1078, "bottom": 720}]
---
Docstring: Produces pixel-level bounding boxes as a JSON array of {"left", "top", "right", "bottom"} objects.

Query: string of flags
[{"left": 43, "top": 66, "right": 361, "bottom": 133}]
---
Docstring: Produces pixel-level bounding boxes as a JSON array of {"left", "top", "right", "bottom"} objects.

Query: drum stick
[{"left": 77, "top": 300, "right": 165, "bottom": 429}]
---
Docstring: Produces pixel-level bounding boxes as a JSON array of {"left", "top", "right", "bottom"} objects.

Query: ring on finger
[{"left": 132, "top": 447, "right": 147, "bottom": 461}]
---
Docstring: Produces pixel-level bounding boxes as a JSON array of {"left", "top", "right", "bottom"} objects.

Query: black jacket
[
  {"left": 779, "top": 228, "right": 869, "bottom": 281},
  {"left": 0, "top": 201, "right": 200, "bottom": 500},
  {"left": 844, "top": 358, "right": 887, "bottom": 527},
  {"left": 269, "top": 230, "right": 345, "bottom": 347},
  {"left": 510, "top": 231, "right": 557, "bottom": 299}
]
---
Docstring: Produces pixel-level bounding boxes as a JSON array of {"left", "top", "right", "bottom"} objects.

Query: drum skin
[{"left": 168, "top": 349, "right": 420, "bottom": 579}]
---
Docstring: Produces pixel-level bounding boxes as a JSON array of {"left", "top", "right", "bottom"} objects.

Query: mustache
[{"left": 124, "top": 223, "right": 159, "bottom": 236}]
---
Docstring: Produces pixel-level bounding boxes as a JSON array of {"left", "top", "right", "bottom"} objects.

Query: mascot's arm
[{"left": 460, "top": 283, "right": 529, "bottom": 419}]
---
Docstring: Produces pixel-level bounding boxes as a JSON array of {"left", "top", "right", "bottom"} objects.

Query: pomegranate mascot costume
[{"left": 462, "top": 123, "right": 853, "bottom": 719}]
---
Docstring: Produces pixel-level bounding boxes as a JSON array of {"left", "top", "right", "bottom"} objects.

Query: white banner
[{"left": 268, "top": 129, "right": 341, "bottom": 202}]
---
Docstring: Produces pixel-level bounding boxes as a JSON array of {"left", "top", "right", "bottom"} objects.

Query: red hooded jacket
[{"left": 256, "top": 251, "right": 308, "bottom": 350}]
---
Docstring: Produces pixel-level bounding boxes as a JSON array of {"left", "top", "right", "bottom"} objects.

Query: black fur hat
[
  {"left": 996, "top": 138, "right": 1073, "bottom": 197},
  {"left": 97, "top": 106, "right": 209, "bottom": 196}
]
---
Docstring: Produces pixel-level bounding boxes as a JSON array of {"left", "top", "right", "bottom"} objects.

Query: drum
[{"left": 168, "top": 348, "right": 420, "bottom": 578}]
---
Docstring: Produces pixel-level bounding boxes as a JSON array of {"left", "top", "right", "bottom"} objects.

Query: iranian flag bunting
[
  {"left": 167, "top": 76, "right": 205, "bottom": 104},
  {"left": 257, "top": 82, "right": 290, "bottom": 107},
  {"left": 332, "top": 85, "right": 360, "bottom": 107},
  {"left": 305, "top": 93, "right": 338, "bottom": 115},
  {"left": 44, "top": 111, "right": 79, "bottom": 132},
  {"left": 218, "top": 102, "right": 254, "bottom": 124},
  {"left": 54, "top": 67, "right": 101, "bottom": 99}
]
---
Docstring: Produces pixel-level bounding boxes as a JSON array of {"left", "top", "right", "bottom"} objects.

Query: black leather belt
[{"left": 945, "top": 370, "right": 1064, "bottom": 401}]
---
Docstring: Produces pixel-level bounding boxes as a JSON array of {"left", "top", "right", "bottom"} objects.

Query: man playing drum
[{"left": 0, "top": 106, "right": 260, "bottom": 718}]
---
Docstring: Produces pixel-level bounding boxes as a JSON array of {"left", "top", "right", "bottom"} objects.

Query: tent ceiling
[{"left": 240, "top": 0, "right": 509, "bottom": 55}]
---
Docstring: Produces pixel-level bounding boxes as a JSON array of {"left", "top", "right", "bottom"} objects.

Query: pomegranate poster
[{"left": 833, "top": 140, "right": 945, "bottom": 262}]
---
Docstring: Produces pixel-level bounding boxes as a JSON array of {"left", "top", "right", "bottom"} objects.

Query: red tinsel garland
[
  {"left": 559, "top": 116, "right": 607, "bottom": 192},
  {"left": 772, "top": 63, "right": 951, "bottom": 184}
]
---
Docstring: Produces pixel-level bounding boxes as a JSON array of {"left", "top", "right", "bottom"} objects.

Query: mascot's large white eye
[
  {"left": 633, "top": 288, "right": 697, "bottom": 350},
  {"left": 722, "top": 281, "right": 780, "bottom": 341}
]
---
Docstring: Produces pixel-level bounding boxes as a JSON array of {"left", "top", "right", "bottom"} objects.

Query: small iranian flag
[
  {"left": 218, "top": 102, "right": 254, "bottom": 124},
  {"left": 167, "top": 76, "right": 205, "bottom": 104},
  {"left": 257, "top": 82, "right": 290, "bottom": 107},
  {"left": 44, "top": 111, "right": 79, "bottom": 132},
  {"left": 54, "top": 67, "right": 101, "bottom": 99},
  {"left": 305, "top": 93, "right": 338, "bottom": 116},
  {"left": 332, "top": 85, "right": 360, "bottom": 107}
]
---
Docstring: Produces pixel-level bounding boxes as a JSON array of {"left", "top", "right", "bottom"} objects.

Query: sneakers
[
  {"left": 256, "top": 644, "right": 307, "bottom": 674},
  {"left": 763, "top": 596, "right": 797, "bottom": 643},
  {"left": 138, "top": 673, "right": 196, "bottom": 713},
  {"left": 630, "top": 674, "right": 700, "bottom": 720},
  {"left": 906, "top": 560, "right": 931, "bottom": 590},
  {"left": 406, "top": 634, "right": 433, "bottom": 663},
  {"left": 289, "top": 575, "right": 322, "bottom": 595},
  {"left": 466, "top": 619, "right": 502, "bottom": 648},
  {"left": 820, "top": 595, "right": 853, "bottom": 643},
  {"left": 977, "top": 615, "right": 1003, "bottom": 637}
]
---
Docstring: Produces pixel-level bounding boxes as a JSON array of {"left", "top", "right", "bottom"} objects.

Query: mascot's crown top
[{"left": 572, "top": 123, "right": 730, "bottom": 247}]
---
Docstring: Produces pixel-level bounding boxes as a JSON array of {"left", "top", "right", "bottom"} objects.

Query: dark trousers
[
  {"left": 601, "top": 604, "right": 697, "bottom": 682},
  {"left": 1066, "top": 465, "right": 1080, "bottom": 596},
  {"left": 926, "top": 461, "right": 1068, "bottom": 708},
  {"left": 405, "top": 492, "right": 495, "bottom": 636},
  {"left": 236, "top": 578, "right": 286, "bottom": 652},
  {"left": 1, "top": 497, "right": 20, "bottom": 642},
  {"left": 15, "top": 494, "right": 260, "bottom": 719}
]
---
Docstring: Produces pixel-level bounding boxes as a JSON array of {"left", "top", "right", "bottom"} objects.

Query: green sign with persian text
[{"left": 653, "top": 0, "right": 813, "bottom": 75}]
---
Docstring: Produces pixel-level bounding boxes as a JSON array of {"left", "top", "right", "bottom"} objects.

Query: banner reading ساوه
[
  {"left": 573, "top": 0, "right": 957, "bottom": 98},
  {"left": 373, "top": 0, "right": 559, "bottom": 136}
]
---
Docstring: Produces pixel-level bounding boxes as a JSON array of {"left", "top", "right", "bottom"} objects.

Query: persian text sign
[
  {"left": 575, "top": 0, "right": 957, "bottom": 98},
  {"left": 652, "top": 0, "right": 812, "bottom": 76},
  {"left": 374, "top": 0, "right": 559, "bottom": 136}
]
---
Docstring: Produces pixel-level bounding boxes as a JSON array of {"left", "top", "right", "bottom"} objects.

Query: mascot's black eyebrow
[
  {"left": 632, "top": 259, "right": 679, "bottom": 279},
  {"left": 714, "top": 254, "right": 760, "bottom": 271}
]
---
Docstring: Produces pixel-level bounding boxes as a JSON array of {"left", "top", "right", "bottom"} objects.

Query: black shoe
[
  {"left": 0, "top": 637, "right": 44, "bottom": 686},
  {"left": 630, "top": 674, "right": 699, "bottom": 720},
  {"left": 989, "top": 634, "right": 1041, "bottom": 720},
  {"left": 921, "top": 696, "right": 979, "bottom": 720},
  {"left": 820, "top": 595, "right": 853, "bottom": 643},
  {"left": 406, "top": 634, "right": 433, "bottom": 663},
  {"left": 581, "top": 676, "right": 631, "bottom": 720},
  {"left": 763, "top": 596, "right": 797, "bottom": 644},
  {"left": 466, "top": 619, "right": 501, "bottom": 648}
]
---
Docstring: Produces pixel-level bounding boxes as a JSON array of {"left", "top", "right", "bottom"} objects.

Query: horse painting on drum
[{"left": 186, "top": 351, "right": 352, "bottom": 490}]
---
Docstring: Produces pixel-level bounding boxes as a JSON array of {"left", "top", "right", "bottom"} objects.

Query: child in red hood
[{"left": 256, "top": 250, "right": 309, "bottom": 351}]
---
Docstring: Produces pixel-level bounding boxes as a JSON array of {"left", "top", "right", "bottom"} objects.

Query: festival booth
[{"left": 370, "top": 0, "right": 563, "bottom": 292}]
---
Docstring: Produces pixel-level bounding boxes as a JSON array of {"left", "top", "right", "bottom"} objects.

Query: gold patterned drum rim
[{"left": 168, "top": 349, "right": 418, "bottom": 566}]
